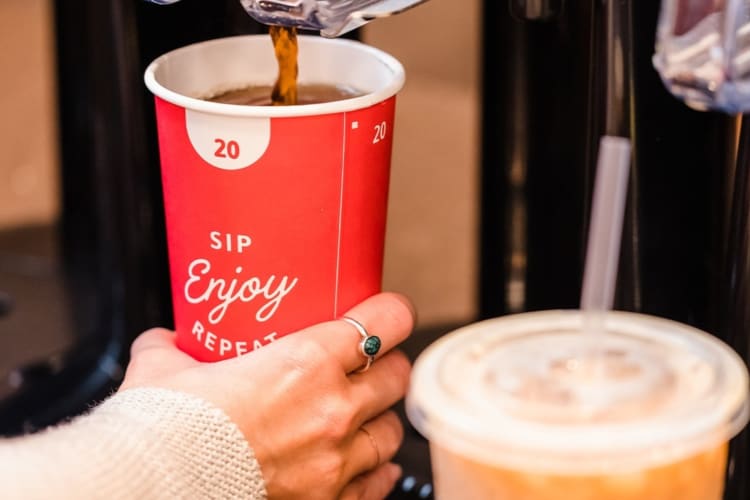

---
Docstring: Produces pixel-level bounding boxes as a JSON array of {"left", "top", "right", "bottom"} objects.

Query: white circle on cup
[{"left": 185, "top": 110, "right": 271, "bottom": 170}]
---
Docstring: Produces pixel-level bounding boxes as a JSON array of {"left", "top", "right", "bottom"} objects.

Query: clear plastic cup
[{"left": 407, "top": 310, "right": 750, "bottom": 500}]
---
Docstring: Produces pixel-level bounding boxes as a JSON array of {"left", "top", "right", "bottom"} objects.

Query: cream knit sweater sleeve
[{"left": 0, "top": 388, "right": 267, "bottom": 500}]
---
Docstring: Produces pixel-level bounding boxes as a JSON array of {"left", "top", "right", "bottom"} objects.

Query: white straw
[{"left": 580, "top": 136, "right": 632, "bottom": 314}]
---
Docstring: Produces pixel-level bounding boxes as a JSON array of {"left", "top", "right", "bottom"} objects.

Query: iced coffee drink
[{"left": 406, "top": 310, "right": 750, "bottom": 499}]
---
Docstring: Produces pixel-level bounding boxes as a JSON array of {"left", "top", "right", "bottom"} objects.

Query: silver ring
[{"left": 341, "top": 316, "right": 382, "bottom": 373}]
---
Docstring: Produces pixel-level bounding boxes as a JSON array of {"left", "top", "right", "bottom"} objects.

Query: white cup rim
[{"left": 144, "top": 35, "right": 405, "bottom": 118}]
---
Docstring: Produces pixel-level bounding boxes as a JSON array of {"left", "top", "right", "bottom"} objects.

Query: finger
[
  {"left": 345, "top": 410, "right": 404, "bottom": 479},
  {"left": 350, "top": 350, "right": 411, "bottom": 424},
  {"left": 296, "top": 292, "right": 415, "bottom": 373},
  {"left": 339, "top": 463, "right": 403, "bottom": 500}
]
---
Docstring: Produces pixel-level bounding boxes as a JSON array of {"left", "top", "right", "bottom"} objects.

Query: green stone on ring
[{"left": 362, "top": 336, "right": 382, "bottom": 357}]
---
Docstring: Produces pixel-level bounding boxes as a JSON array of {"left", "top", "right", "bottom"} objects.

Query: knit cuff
[{"left": 96, "top": 387, "right": 267, "bottom": 499}]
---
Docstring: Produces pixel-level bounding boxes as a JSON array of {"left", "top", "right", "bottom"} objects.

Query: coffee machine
[{"left": 0, "top": 1, "right": 749, "bottom": 499}]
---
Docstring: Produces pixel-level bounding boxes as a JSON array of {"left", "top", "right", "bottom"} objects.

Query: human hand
[{"left": 120, "top": 292, "right": 415, "bottom": 500}]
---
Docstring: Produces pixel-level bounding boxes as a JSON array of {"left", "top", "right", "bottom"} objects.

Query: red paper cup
[{"left": 144, "top": 35, "right": 404, "bottom": 362}]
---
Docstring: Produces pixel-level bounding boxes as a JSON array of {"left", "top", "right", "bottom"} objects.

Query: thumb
[
  {"left": 130, "top": 328, "right": 182, "bottom": 357},
  {"left": 121, "top": 328, "right": 199, "bottom": 390}
]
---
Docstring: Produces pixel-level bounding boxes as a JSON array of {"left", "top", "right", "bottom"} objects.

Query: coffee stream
[{"left": 269, "top": 26, "right": 299, "bottom": 106}]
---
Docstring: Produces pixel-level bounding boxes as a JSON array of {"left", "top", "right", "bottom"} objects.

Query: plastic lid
[{"left": 406, "top": 310, "right": 750, "bottom": 474}]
